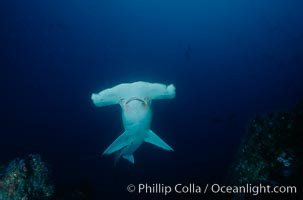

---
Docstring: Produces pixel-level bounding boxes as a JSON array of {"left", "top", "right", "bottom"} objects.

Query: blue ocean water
[{"left": 1, "top": 0, "right": 303, "bottom": 199}]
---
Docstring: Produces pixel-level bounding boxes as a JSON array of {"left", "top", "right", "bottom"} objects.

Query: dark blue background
[{"left": 1, "top": 0, "right": 303, "bottom": 199}]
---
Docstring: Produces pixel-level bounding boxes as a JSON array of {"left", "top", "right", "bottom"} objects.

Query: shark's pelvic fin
[
  {"left": 123, "top": 154, "right": 135, "bottom": 164},
  {"left": 145, "top": 130, "right": 174, "bottom": 151},
  {"left": 103, "top": 131, "right": 129, "bottom": 155}
]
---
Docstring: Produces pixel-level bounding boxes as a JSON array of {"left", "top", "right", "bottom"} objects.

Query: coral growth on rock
[{"left": 229, "top": 101, "right": 303, "bottom": 199}]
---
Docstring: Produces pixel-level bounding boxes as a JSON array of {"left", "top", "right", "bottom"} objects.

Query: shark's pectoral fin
[
  {"left": 122, "top": 154, "right": 135, "bottom": 164},
  {"left": 103, "top": 131, "right": 129, "bottom": 155},
  {"left": 145, "top": 130, "right": 174, "bottom": 151}
]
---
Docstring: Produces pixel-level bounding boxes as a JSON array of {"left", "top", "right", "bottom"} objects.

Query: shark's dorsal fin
[
  {"left": 123, "top": 154, "right": 135, "bottom": 164},
  {"left": 145, "top": 130, "right": 174, "bottom": 151},
  {"left": 103, "top": 131, "right": 130, "bottom": 155}
]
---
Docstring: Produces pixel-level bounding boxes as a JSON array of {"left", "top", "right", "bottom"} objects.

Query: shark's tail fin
[
  {"left": 114, "top": 149, "right": 135, "bottom": 165},
  {"left": 103, "top": 131, "right": 136, "bottom": 165},
  {"left": 144, "top": 130, "right": 174, "bottom": 151},
  {"left": 102, "top": 130, "right": 173, "bottom": 165},
  {"left": 102, "top": 131, "right": 129, "bottom": 156}
]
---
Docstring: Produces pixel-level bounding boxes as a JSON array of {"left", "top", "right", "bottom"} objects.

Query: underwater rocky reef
[
  {"left": 0, "top": 154, "right": 54, "bottom": 200},
  {"left": 0, "top": 154, "right": 94, "bottom": 200},
  {"left": 229, "top": 100, "right": 303, "bottom": 199}
]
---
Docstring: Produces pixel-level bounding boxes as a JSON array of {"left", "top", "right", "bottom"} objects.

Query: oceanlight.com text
[{"left": 210, "top": 183, "right": 297, "bottom": 196}]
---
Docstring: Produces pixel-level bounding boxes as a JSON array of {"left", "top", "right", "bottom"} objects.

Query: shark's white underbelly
[
  {"left": 122, "top": 98, "right": 151, "bottom": 130},
  {"left": 120, "top": 98, "right": 152, "bottom": 154}
]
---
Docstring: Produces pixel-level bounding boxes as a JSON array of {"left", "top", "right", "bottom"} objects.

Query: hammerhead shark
[{"left": 91, "top": 81, "right": 175, "bottom": 164}]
